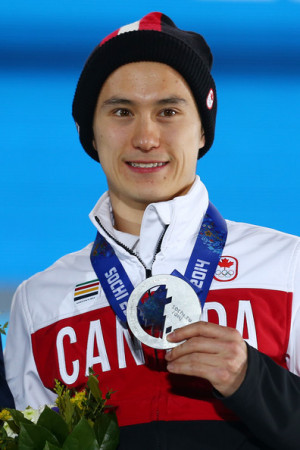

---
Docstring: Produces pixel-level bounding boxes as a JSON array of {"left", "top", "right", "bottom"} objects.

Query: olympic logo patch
[{"left": 214, "top": 256, "right": 238, "bottom": 282}]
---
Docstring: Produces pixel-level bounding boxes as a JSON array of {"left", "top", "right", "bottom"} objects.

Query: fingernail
[
  {"left": 166, "top": 331, "right": 175, "bottom": 341},
  {"left": 165, "top": 350, "right": 171, "bottom": 360}
]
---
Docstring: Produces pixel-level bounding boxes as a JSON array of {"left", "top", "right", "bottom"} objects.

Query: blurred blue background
[{"left": 1, "top": 0, "right": 299, "bottom": 347}]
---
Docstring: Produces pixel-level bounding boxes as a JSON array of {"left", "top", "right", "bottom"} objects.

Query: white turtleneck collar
[{"left": 89, "top": 175, "right": 209, "bottom": 269}]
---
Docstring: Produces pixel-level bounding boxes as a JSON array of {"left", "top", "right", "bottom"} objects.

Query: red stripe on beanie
[
  {"left": 100, "top": 13, "right": 162, "bottom": 47},
  {"left": 139, "top": 12, "right": 162, "bottom": 31},
  {"left": 100, "top": 29, "right": 119, "bottom": 47}
]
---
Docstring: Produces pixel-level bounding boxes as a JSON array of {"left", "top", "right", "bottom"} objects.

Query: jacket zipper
[{"left": 94, "top": 215, "right": 168, "bottom": 278}]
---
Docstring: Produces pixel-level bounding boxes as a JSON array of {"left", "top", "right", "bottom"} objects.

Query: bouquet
[{"left": 0, "top": 369, "right": 119, "bottom": 450}]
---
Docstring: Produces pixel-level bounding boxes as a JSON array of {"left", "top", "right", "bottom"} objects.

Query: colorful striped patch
[{"left": 74, "top": 279, "right": 100, "bottom": 303}]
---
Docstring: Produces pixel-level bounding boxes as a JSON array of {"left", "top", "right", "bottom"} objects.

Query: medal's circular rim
[{"left": 127, "top": 274, "right": 201, "bottom": 349}]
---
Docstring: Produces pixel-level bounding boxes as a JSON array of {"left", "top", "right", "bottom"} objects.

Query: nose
[{"left": 131, "top": 116, "right": 160, "bottom": 151}]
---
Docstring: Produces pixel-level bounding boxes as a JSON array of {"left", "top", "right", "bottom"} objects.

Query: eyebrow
[
  {"left": 157, "top": 97, "right": 187, "bottom": 105},
  {"left": 102, "top": 98, "right": 132, "bottom": 106},
  {"left": 101, "top": 96, "right": 187, "bottom": 107}
]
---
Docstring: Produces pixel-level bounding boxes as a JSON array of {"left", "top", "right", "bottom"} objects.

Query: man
[{"left": 4, "top": 12, "right": 300, "bottom": 449}]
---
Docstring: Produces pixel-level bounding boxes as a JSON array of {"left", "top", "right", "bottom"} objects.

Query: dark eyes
[
  {"left": 113, "top": 108, "right": 132, "bottom": 117},
  {"left": 159, "top": 109, "right": 177, "bottom": 117},
  {"left": 112, "top": 108, "right": 178, "bottom": 118}
]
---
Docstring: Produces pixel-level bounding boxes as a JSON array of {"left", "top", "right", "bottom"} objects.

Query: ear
[
  {"left": 92, "top": 139, "right": 97, "bottom": 150},
  {"left": 199, "top": 130, "right": 205, "bottom": 149}
]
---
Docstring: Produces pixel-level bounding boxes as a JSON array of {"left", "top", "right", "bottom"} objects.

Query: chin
[{"left": 137, "top": 192, "right": 173, "bottom": 205}]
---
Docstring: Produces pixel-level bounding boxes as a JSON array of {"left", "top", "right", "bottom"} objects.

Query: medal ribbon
[{"left": 90, "top": 202, "right": 227, "bottom": 324}]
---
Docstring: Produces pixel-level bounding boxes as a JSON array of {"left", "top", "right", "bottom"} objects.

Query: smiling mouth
[{"left": 127, "top": 162, "right": 168, "bottom": 168}]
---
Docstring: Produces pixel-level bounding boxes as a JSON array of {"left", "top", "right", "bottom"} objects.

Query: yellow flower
[
  {"left": 0, "top": 409, "right": 11, "bottom": 421},
  {"left": 70, "top": 391, "right": 87, "bottom": 410},
  {"left": 0, "top": 411, "right": 17, "bottom": 439}
]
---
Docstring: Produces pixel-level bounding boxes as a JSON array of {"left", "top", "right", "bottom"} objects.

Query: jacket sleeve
[
  {"left": 216, "top": 344, "right": 300, "bottom": 450},
  {"left": 217, "top": 241, "right": 300, "bottom": 450},
  {"left": 4, "top": 282, "right": 57, "bottom": 410}
]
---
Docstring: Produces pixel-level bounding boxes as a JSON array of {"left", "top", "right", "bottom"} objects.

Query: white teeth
[{"left": 129, "top": 162, "right": 166, "bottom": 168}]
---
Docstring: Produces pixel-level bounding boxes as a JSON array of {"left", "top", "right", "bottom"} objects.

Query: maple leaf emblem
[
  {"left": 138, "top": 285, "right": 172, "bottom": 329},
  {"left": 219, "top": 258, "right": 234, "bottom": 268}
]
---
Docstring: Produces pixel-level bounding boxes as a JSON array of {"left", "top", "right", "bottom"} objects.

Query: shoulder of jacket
[
  {"left": 221, "top": 219, "right": 299, "bottom": 291},
  {"left": 15, "top": 242, "right": 94, "bottom": 305},
  {"left": 226, "top": 219, "right": 299, "bottom": 250}
]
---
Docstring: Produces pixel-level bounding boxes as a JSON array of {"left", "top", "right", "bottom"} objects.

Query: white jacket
[{"left": 4, "top": 176, "right": 300, "bottom": 443}]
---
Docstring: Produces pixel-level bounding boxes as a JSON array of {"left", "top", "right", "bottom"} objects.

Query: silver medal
[{"left": 127, "top": 274, "right": 201, "bottom": 349}]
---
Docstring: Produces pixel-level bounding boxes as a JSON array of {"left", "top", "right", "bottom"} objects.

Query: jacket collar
[{"left": 89, "top": 175, "right": 209, "bottom": 268}]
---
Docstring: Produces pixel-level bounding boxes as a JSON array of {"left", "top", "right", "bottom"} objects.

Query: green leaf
[
  {"left": 18, "top": 422, "right": 60, "bottom": 450},
  {"left": 0, "top": 322, "right": 8, "bottom": 335},
  {"left": 43, "top": 443, "right": 62, "bottom": 450},
  {"left": 0, "top": 424, "right": 18, "bottom": 450},
  {"left": 94, "top": 413, "right": 119, "bottom": 450},
  {"left": 62, "top": 418, "right": 98, "bottom": 450},
  {"left": 5, "top": 419, "right": 21, "bottom": 434},
  {"left": 0, "top": 438, "right": 18, "bottom": 450},
  {"left": 87, "top": 374, "right": 102, "bottom": 402},
  {"left": 37, "top": 407, "right": 69, "bottom": 445},
  {"left": 7, "top": 409, "right": 32, "bottom": 429}
]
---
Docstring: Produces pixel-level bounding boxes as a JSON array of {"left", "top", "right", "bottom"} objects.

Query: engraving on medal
[{"left": 127, "top": 275, "right": 201, "bottom": 349}]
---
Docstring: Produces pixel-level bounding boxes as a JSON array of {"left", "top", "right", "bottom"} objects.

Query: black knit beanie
[{"left": 72, "top": 12, "right": 217, "bottom": 162}]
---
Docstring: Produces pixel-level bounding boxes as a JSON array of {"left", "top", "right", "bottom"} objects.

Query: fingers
[
  {"left": 166, "top": 322, "right": 241, "bottom": 361},
  {"left": 166, "top": 320, "right": 231, "bottom": 343},
  {"left": 165, "top": 321, "right": 248, "bottom": 397}
]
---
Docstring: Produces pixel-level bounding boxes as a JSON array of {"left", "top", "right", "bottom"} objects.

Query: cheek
[
  {"left": 175, "top": 128, "right": 201, "bottom": 161},
  {"left": 93, "top": 129, "right": 115, "bottom": 161},
  {"left": 97, "top": 152, "right": 115, "bottom": 181},
  {"left": 168, "top": 119, "right": 201, "bottom": 147},
  {"left": 96, "top": 142, "right": 122, "bottom": 179}
]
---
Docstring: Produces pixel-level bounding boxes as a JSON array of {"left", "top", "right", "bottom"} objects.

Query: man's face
[{"left": 93, "top": 62, "right": 205, "bottom": 210}]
